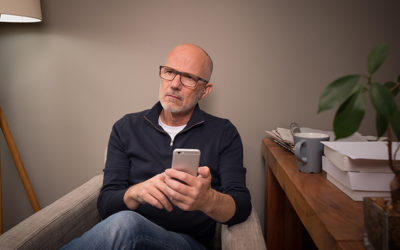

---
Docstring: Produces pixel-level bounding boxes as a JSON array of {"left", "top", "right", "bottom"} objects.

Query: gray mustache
[{"left": 165, "top": 91, "right": 183, "bottom": 101}]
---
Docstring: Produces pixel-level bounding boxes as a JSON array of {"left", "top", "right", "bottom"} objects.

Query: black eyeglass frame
[{"left": 159, "top": 65, "right": 209, "bottom": 89}]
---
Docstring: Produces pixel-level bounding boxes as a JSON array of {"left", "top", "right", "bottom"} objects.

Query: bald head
[{"left": 166, "top": 44, "right": 213, "bottom": 81}]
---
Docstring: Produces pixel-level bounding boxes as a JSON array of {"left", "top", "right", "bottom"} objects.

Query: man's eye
[{"left": 184, "top": 74, "right": 196, "bottom": 81}]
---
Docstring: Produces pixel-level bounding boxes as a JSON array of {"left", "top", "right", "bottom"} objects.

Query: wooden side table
[{"left": 262, "top": 138, "right": 365, "bottom": 250}]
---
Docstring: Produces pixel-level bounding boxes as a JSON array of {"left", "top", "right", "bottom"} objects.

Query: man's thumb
[{"left": 197, "top": 166, "right": 210, "bottom": 177}]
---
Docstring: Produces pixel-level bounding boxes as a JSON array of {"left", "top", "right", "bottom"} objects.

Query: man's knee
[
  {"left": 106, "top": 210, "right": 146, "bottom": 232},
  {"left": 105, "top": 211, "right": 167, "bottom": 248}
]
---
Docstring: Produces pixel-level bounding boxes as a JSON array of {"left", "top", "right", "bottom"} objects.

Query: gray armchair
[{"left": 0, "top": 175, "right": 266, "bottom": 250}]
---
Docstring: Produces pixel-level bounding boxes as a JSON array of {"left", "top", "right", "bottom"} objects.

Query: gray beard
[{"left": 159, "top": 89, "right": 202, "bottom": 115}]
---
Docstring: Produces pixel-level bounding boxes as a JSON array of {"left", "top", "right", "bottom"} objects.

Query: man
[{"left": 63, "top": 44, "right": 251, "bottom": 249}]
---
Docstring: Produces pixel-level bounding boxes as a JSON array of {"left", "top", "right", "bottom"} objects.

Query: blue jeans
[{"left": 61, "top": 210, "right": 207, "bottom": 250}]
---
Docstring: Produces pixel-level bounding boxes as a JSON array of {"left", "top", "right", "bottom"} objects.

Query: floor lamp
[{"left": 0, "top": 0, "right": 42, "bottom": 234}]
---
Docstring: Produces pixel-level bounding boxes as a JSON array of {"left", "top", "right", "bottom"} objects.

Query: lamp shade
[{"left": 0, "top": 0, "right": 42, "bottom": 23}]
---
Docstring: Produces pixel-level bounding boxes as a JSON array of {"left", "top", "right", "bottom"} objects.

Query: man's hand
[
  {"left": 164, "top": 167, "right": 212, "bottom": 211},
  {"left": 164, "top": 166, "right": 236, "bottom": 223},
  {"left": 123, "top": 173, "right": 173, "bottom": 212}
]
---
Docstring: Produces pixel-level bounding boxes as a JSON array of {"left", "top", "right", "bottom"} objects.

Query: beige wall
[{"left": 1, "top": 0, "right": 399, "bottom": 233}]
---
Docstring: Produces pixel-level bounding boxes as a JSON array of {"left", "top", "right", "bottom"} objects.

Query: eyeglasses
[{"left": 159, "top": 66, "right": 208, "bottom": 89}]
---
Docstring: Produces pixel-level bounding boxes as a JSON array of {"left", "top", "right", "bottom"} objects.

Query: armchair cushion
[
  {"left": 0, "top": 175, "right": 103, "bottom": 250},
  {"left": 221, "top": 206, "right": 266, "bottom": 250}
]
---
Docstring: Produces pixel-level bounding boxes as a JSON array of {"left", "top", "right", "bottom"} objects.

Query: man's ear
[{"left": 200, "top": 82, "right": 213, "bottom": 99}]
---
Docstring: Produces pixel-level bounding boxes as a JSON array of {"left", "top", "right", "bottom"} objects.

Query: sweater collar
[{"left": 145, "top": 102, "right": 205, "bottom": 128}]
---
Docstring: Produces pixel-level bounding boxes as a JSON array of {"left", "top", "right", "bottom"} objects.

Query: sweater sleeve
[
  {"left": 97, "top": 119, "right": 130, "bottom": 219},
  {"left": 218, "top": 120, "right": 252, "bottom": 226}
]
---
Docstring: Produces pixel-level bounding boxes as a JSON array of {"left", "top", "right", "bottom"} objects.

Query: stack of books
[{"left": 321, "top": 141, "right": 399, "bottom": 201}]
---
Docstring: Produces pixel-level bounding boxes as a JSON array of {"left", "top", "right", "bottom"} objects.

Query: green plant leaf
[
  {"left": 370, "top": 82, "right": 397, "bottom": 117},
  {"left": 390, "top": 108, "right": 400, "bottom": 141},
  {"left": 384, "top": 81, "right": 399, "bottom": 96},
  {"left": 333, "top": 90, "right": 365, "bottom": 140},
  {"left": 376, "top": 112, "right": 388, "bottom": 138},
  {"left": 368, "top": 43, "right": 389, "bottom": 75},
  {"left": 318, "top": 75, "right": 361, "bottom": 113}
]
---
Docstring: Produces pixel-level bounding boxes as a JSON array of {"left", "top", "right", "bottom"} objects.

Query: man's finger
[
  {"left": 165, "top": 168, "right": 196, "bottom": 185},
  {"left": 143, "top": 186, "right": 173, "bottom": 211},
  {"left": 197, "top": 166, "right": 210, "bottom": 178}
]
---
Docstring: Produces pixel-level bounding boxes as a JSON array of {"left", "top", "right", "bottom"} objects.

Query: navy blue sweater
[{"left": 97, "top": 102, "right": 251, "bottom": 243}]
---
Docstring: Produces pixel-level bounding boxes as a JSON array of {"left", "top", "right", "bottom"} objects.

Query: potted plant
[{"left": 318, "top": 43, "right": 400, "bottom": 249}]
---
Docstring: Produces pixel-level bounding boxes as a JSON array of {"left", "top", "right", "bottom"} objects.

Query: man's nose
[{"left": 170, "top": 74, "right": 182, "bottom": 90}]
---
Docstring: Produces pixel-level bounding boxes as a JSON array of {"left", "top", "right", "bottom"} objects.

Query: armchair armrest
[
  {"left": 0, "top": 174, "right": 103, "bottom": 250},
  {"left": 221, "top": 205, "right": 266, "bottom": 250}
]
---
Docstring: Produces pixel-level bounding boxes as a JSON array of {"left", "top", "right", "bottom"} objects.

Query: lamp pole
[{"left": 0, "top": 107, "right": 41, "bottom": 213}]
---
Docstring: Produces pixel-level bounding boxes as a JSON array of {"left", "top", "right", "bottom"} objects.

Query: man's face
[{"left": 159, "top": 45, "right": 211, "bottom": 115}]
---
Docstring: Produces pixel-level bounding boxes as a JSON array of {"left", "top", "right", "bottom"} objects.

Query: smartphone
[{"left": 171, "top": 148, "right": 201, "bottom": 176}]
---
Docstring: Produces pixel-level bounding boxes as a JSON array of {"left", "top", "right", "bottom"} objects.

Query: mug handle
[{"left": 294, "top": 140, "right": 307, "bottom": 164}]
